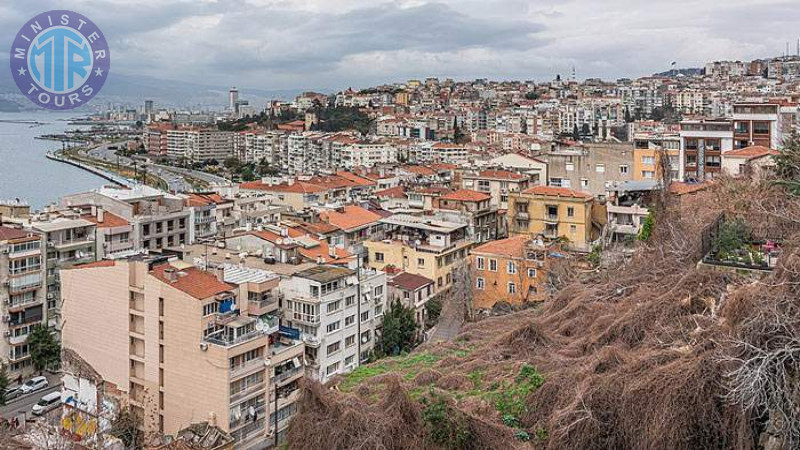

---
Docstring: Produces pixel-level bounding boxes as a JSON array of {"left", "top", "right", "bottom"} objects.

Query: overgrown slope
[{"left": 288, "top": 177, "right": 800, "bottom": 450}]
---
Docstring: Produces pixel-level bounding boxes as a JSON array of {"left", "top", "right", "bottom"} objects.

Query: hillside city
[{"left": 1, "top": 53, "right": 800, "bottom": 449}]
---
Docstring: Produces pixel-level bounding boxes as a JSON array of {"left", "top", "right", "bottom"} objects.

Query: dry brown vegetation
[{"left": 288, "top": 176, "right": 800, "bottom": 450}]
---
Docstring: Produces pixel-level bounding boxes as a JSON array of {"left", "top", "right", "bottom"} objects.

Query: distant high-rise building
[
  {"left": 144, "top": 99, "right": 154, "bottom": 115},
  {"left": 229, "top": 87, "right": 239, "bottom": 113}
]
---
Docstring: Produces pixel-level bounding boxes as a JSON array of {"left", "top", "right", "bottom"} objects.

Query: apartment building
[
  {"left": 632, "top": 134, "right": 680, "bottom": 181},
  {"left": 387, "top": 272, "right": 435, "bottom": 332},
  {"left": 338, "top": 143, "right": 398, "bottom": 169},
  {"left": 0, "top": 226, "right": 46, "bottom": 376},
  {"left": 319, "top": 205, "right": 384, "bottom": 255},
  {"left": 82, "top": 206, "right": 135, "bottom": 259},
  {"left": 541, "top": 143, "right": 635, "bottom": 196},
  {"left": 61, "top": 185, "right": 191, "bottom": 252},
  {"left": 508, "top": 186, "right": 596, "bottom": 251},
  {"left": 604, "top": 181, "right": 658, "bottom": 242},
  {"left": 280, "top": 265, "right": 386, "bottom": 383},
  {"left": 470, "top": 235, "right": 548, "bottom": 309},
  {"left": 678, "top": 120, "right": 733, "bottom": 181},
  {"left": 461, "top": 170, "right": 532, "bottom": 210},
  {"left": 166, "top": 129, "right": 235, "bottom": 162},
  {"left": 732, "top": 103, "right": 782, "bottom": 150},
  {"left": 434, "top": 189, "right": 503, "bottom": 243},
  {"left": 31, "top": 215, "right": 97, "bottom": 331},
  {"left": 60, "top": 257, "right": 300, "bottom": 448},
  {"left": 185, "top": 193, "right": 220, "bottom": 241},
  {"left": 364, "top": 214, "right": 472, "bottom": 292}
]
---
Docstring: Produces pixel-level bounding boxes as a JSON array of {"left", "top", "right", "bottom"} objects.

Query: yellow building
[
  {"left": 470, "top": 236, "right": 548, "bottom": 310},
  {"left": 633, "top": 147, "right": 680, "bottom": 182},
  {"left": 508, "top": 186, "right": 596, "bottom": 251},
  {"left": 364, "top": 214, "right": 472, "bottom": 292}
]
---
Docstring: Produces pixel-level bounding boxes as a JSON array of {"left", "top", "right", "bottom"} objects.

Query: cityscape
[{"left": 1, "top": 3, "right": 800, "bottom": 450}]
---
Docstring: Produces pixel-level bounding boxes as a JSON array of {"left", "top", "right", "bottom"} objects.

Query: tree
[
  {"left": 376, "top": 300, "right": 419, "bottom": 357},
  {"left": 108, "top": 405, "right": 145, "bottom": 449},
  {"left": 0, "top": 363, "right": 9, "bottom": 406},
  {"left": 774, "top": 134, "right": 800, "bottom": 195},
  {"left": 28, "top": 325, "right": 60, "bottom": 372}
]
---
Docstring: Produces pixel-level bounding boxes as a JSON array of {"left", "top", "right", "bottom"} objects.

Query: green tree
[
  {"left": 241, "top": 165, "right": 256, "bottom": 182},
  {"left": 28, "top": 325, "right": 60, "bottom": 372},
  {"left": 376, "top": 300, "right": 418, "bottom": 357},
  {"left": 638, "top": 212, "right": 655, "bottom": 241},
  {"left": 0, "top": 364, "right": 9, "bottom": 406}
]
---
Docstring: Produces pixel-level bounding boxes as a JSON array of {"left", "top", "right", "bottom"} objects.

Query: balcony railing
[
  {"left": 204, "top": 329, "right": 265, "bottom": 347},
  {"left": 230, "top": 381, "right": 266, "bottom": 404},
  {"left": 274, "top": 367, "right": 303, "bottom": 385},
  {"left": 545, "top": 214, "right": 559, "bottom": 222},
  {"left": 290, "top": 312, "right": 320, "bottom": 325},
  {"left": 230, "top": 357, "right": 265, "bottom": 379}
]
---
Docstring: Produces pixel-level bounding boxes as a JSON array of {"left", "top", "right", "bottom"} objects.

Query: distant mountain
[{"left": 0, "top": 70, "right": 309, "bottom": 110}]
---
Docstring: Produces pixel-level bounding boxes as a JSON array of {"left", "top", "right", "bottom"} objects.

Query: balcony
[
  {"left": 204, "top": 317, "right": 266, "bottom": 348},
  {"left": 230, "top": 357, "right": 266, "bottom": 380},
  {"left": 8, "top": 297, "right": 43, "bottom": 312},
  {"left": 48, "top": 236, "right": 94, "bottom": 250},
  {"left": 230, "top": 381, "right": 266, "bottom": 405},
  {"left": 6, "top": 333, "right": 28, "bottom": 346},
  {"left": 544, "top": 214, "right": 559, "bottom": 222},
  {"left": 301, "top": 333, "right": 321, "bottom": 347},
  {"left": 230, "top": 406, "right": 266, "bottom": 430},
  {"left": 290, "top": 311, "right": 320, "bottom": 325},
  {"left": 515, "top": 211, "right": 529, "bottom": 220},
  {"left": 8, "top": 351, "right": 29, "bottom": 362},
  {"left": 8, "top": 246, "right": 41, "bottom": 259},
  {"left": 248, "top": 296, "right": 279, "bottom": 316},
  {"left": 274, "top": 367, "right": 303, "bottom": 386}
]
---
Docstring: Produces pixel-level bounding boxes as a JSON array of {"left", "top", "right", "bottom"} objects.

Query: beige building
[
  {"left": 61, "top": 257, "right": 303, "bottom": 448},
  {"left": 508, "top": 186, "right": 597, "bottom": 251}
]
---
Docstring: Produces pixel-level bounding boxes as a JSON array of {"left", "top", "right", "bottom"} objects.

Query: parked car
[
  {"left": 4, "top": 387, "right": 22, "bottom": 401},
  {"left": 32, "top": 392, "right": 61, "bottom": 416},
  {"left": 19, "top": 376, "right": 48, "bottom": 394}
]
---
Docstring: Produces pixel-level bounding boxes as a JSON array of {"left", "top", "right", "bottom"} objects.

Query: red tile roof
[
  {"left": 185, "top": 193, "right": 231, "bottom": 206},
  {"left": 335, "top": 171, "right": 378, "bottom": 187},
  {"left": 0, "top": 226, "right": 36, "bottom": 242},
  {"left": 471, "top": 235, "right": 531, "bottom": 259},
  {"left": 151, "top": 264, "right": 234, "bottom": 300},
  {"left": 240, "top": 180, "right": 328, "bottom": 194},
  {"left": 388, "top": 272, "right": 434, "bottom": 291},
  {"left": 82, "top": 211, "right": 129, "bottom": 229},
  {"left": 375, "top": 186, "right": 406, "bottom": 199},
  {"left": 295, "top": 222, "right": 341, "bottom": 235},
  {"left": 320, "top": 206, "right": 382, "bottom": 231},
  {"left": 521, "top": 185, "right": 594, "bottom": 200},
  {"left": 724, "top": 146, "right": 779, "bottom": 160},
  {"left": 440, "top": 189, "right": 491, "bottom": 202},
  {"left": 401, "top": 165, "right": 436, "bottom": 176},
  {"left": 298, "top": 241, "right": 354, "bottom": 265}
]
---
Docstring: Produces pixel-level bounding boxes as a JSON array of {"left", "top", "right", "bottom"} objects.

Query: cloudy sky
[{"left": 2, "top": 0, "right": 799, "bottom": 92}]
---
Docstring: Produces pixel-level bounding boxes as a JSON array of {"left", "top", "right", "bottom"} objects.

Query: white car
[
  {"left": 32, "top": 392, "right": 61, "bottom": 416},
  {"left": 19, "top": 376, "right": 48, "bottom": 394}
]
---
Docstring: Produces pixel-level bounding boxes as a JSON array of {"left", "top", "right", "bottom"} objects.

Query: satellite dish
[{"left": 255, "top": 320, "right": 265, "bottom": 331}]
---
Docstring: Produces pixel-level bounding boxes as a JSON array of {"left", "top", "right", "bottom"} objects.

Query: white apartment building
[
  {"left": 280, "top": 265, "right": 386, "bottom": 384},
  {"left": 338, "top": 143, "right": 398, "bottom": 169},
  {"left": 167, "top": 129, "right": 235, "bottom": 162}
]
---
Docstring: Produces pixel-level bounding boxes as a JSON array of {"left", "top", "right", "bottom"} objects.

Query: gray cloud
[{"left": 2, "top": 0, "right": 800, "bottom": 92}]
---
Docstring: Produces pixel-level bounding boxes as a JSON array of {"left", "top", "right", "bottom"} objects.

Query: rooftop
[
  {"left": 521, "top": 185, "right": 594, "bottom": 200},
  {"left": 440, "top": 189, "right": 491, "bottom": 203},
  {"left": 295, "top": 265, "right": 356, "bottom": 283},
  {"left": 321, "top": 205, "right": 383, "bottom": 231},
  {"left": 151, "top": 264, "right": 234, "bottom": 300},
  {"left": 0, "top": 226, "right": 37, "bottom": 242},
  {"left": 380, "top": 214, "right": 466, "bottom": 233},
  {"left": 388, "top": 272, "right": 434, "bottom": 291}
]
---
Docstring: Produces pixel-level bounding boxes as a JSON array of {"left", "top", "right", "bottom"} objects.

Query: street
[{"left": 0, "top": 384, "right": 61, "bottom": 421}]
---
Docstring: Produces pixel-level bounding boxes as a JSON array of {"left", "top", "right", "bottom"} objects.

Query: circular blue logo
[{"left": 9, "top": 10, "right": 110, "bottom": 110}]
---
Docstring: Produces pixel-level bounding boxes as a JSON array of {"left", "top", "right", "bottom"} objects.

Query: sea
[{"left": 0, "top": 110, "right": 107, "bottom": 209}]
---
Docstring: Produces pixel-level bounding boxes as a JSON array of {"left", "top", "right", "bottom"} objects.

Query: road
[
  {"left": 0, "top": 384, "right": 60, "bottom": 421},
  {"left": 86, "top": 143, "right": 229, "bottom": 192}
]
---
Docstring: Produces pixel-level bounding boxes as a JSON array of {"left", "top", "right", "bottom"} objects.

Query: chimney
[
  {"left": 163, "top": 267, "right": 178, "bottom": 283},
  {"left": 91, "top": 205, "right": 97, "bottom": 217},
  {"left": 316, "top": 256, "right": 324, "bottom": 264},
  {"left": 97, "top": 207, "right": 105, "bottom": 223},
  {"left": 329, "top": 245, "right": 337, "bottom": 259},
  {"left": 215, "top": 266, "right": 226, "bottom": 282},
  {"left": 287, "top": 178, "right": 295, "bottom": 186}
]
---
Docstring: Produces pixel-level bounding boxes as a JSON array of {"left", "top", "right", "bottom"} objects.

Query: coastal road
[{"left": 86, "top": 143, "right": 229, "bottom": 192}]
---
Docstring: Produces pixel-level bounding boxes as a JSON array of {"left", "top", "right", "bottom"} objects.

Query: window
[
  {"left": 326, "top": 321, "right": 340, "bottom": 334},
  {"left": 345, "top": 295, "right": 356, "bottom": 307},
  {"left": 562, "top": 179, "right": 571, "bottom": 188},
  {"left": 361, "top": 311, "right": 370, "bottom": 322},
  {"left": 361, "top": 330, "right": 372, "bottom": 343},
  {"left": 527, "top": 268, "right": 537, "bottom": 277},
  {"left": 375, "top": 304, "right": 383, "bottom": 316},
  {"left": 345, "top": 355, "right": 355, "bottom": 367},
  {"left": 489, "top": 259, "right": 497, "bottom": 271},
  {"left": 566, "top": 163, "right": 575, "bottom": 171},
  {"left": 641, "top": 156, "right": 655, "bottom": 165},
  {"left": 345, "top": 315, "right": 355, "bottom": 326},
  {"left": 619, "top": 165, "right": 629, "bottom": 174},
  {"left": 417, "top": 258, "right": 425, "bottom": 267},
  {"left": 580, "top": 178, "right": 589, "bottom": 188},
  {"left": 345, "top": 334, "right": 356, "bottom": 347},
  {"left": 476, "top": 277, "right": 485, "bottom": 290},
  {"left": 570, "top": 225, "right": 577, "bottom": 234},
  {"left": 642, "top": 170, "right": 655, "bottom": 179},
  {"left": 567, "top": 207, "right": 575, "bottom": 218},
  {"left": 595, "top": 164, "right": 605, "bottom": 173},
  {"left": 374, "top": 252, "right": 384, "bottom": 262},
  {"left": 374, "top": 286, "right": 383, "bottom": 296},
  {"left": 326, "top": 362, "right": 339, "bottom": 376},
  {"left": 507, "top": 261, "right": 517, "bottom": 274},
  {"left": 327, "top": 300, "right": 341, "bottom": 314},
  {"left": 326, "top": 341, "right": 341, "bottom": 355},
  {"left": 508, "top": 282, "right": 517, "bottom": 294},
  {"left": 202, "top": 302, "right": 218, "bottom": 316},
  {"left": 476, "top": 257, "right": 485, "bottom": 270}
]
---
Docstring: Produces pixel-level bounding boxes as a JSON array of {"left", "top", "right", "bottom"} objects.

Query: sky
[{"left": 2, "top": 0, "right": 800, "bottom": 92}]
